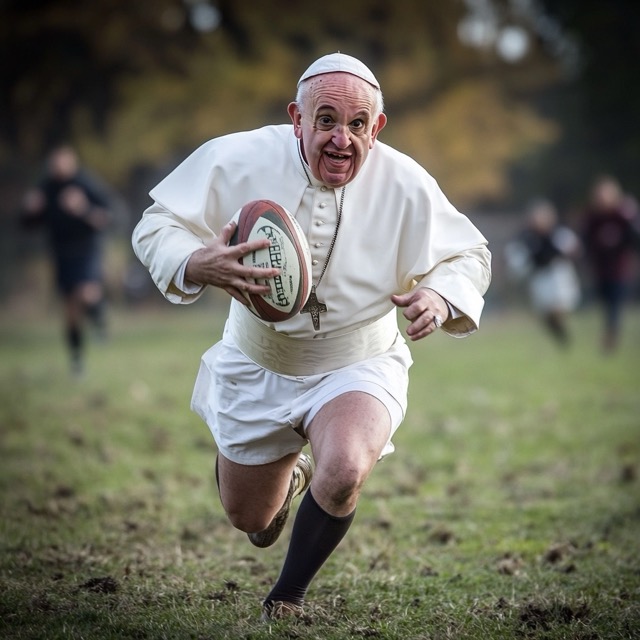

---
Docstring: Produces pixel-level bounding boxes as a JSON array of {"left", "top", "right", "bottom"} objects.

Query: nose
[{"left": 332, "top": 124, "right": 351, "bottom": 149}]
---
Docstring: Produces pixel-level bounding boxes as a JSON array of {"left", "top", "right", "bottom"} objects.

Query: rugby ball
[{"left": 230, "top": 199, "right": 312, "bottom": 322}]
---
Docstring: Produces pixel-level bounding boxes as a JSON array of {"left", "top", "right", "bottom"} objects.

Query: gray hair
[{"left": 295, "top": 77, "right": 385, "bottom": 118}]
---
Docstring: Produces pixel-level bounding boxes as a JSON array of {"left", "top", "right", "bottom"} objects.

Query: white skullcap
[{"left": 297, "top": 52, "right": 380, "bottom": 89}]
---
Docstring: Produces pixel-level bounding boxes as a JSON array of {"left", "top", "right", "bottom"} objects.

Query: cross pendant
[{"left": 301, "top": 285, "right": 327, "bottom": 331}]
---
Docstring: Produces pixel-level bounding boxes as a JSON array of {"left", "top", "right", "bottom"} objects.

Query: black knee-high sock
[{"left": 266, "top": 489, "right": 355, "bottom": 606}]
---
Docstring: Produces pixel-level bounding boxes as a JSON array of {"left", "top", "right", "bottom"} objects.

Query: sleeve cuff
[{"left": 173, "top": 255, "right": 204, "bottom": 295}]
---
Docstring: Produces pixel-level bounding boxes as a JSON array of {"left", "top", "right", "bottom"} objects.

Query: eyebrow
[{"left": 315, "top": 105, "right": 371, "bottom": 120}]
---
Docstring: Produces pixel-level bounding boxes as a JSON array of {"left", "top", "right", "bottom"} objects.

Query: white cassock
[
  {"left": 133, "top": 125, "right": 491, "bottom": 460},
  {"left": 133, "top": 124, "right": 491, "bottom": 344}
]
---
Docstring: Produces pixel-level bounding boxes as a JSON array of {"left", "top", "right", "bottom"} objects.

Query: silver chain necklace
[{"left": 298, "top": 144, "right": 345, "bottom": 330}]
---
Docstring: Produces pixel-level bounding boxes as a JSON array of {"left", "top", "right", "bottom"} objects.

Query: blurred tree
[
  {"left": 534, "top": 0, "right": 640, "bottom": 208},
  {"left": 0, "top": 0, "right": 203, "bottom": 161},
  {"left": 1, "top": 0, "right": 636, "bottom": 214},
  {"left": 0, "top": 0, "right": 565, "bottom": 208}
]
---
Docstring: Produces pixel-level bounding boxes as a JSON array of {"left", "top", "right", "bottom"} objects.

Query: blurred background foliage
[{"left": 0, "top": 0, "right": 638, "bottom": 302}]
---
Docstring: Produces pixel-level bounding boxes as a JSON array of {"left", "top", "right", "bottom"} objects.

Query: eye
[
  {"left": 350, "top": 119, "right": 365, "bottom": 130},
  {"left": 316, "top": 115, "right": 334, "bottom": 130}
]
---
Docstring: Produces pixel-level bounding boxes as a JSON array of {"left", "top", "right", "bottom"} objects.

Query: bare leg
[
  {"left": 217, "top": 451, "right": 299, "bottom": 533},
  {"left": 263, "top": 391, "right": 392, "bottom": 613},
  {"left": 307, "top": 391, "right": 392, "bottom": 516}
]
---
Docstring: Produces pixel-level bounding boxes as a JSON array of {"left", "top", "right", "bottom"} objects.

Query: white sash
[{"left": 228, "top": 303, "right": 399, "bottom": 376}]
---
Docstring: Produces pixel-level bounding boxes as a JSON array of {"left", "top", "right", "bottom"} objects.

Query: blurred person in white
[{"left": 505, "top": 199, "right": 581, "bottom": 347}]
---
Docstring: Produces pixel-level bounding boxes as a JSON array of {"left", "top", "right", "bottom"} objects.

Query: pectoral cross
[{"left": 301, "top": 285, "right": 326, "bottom": 331}]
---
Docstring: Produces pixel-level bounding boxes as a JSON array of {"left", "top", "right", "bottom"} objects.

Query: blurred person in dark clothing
[
  {"left": 505, "top": 199, "right": 581, "bottom": 347},
  {"left": 21, "top": 145, "right": 112, "bottom": 375},
  {"left": 582, "top": 175, "right": 640, "bottom": 354}
]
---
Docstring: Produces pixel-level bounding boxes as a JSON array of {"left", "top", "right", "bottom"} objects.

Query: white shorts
[
  {"left": 191, "top": 329, "right": 413, "bottom": 465},
  {"left": 529, "top": 260, "right": 581, "bottom": 313}
]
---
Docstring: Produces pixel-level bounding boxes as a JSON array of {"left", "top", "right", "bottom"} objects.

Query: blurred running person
[
  {"left": 505, "top": 199, "right": 581, "bottom": 347},
  {"left": 21, "top": 145, "right": 112, "bottom": 375},
  {"left": 581, "top": 175, "right": 640, "bottom": 354}
]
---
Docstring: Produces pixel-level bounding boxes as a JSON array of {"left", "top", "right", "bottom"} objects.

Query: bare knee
[
  {"left": 220, "top": 486, "right": 290, "bottom": 533},
  {"left": 225, "top": 506, "right": 273, "bottom": 534},
  {"left": 314, "top": 462, "right": 368, "bottom": 514},
  {"left": 215, "top": 451, "right": 299, "bottom": 533}
]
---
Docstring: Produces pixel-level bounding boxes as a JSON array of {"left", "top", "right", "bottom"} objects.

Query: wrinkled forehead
[{"left": 303, "top": 72, "right": 378, "bottom": 114}]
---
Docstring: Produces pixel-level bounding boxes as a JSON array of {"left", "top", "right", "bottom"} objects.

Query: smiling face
[{"left": 288, "top": 73, "right": 387, "bottom": 188}]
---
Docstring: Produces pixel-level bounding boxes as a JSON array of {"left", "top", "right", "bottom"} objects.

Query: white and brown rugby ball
[{"left": 230, "top": 199, "right": 312, "bottom": 322}]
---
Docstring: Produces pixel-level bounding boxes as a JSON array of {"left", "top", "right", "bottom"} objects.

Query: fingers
[
  {"left": 231, "top": 245, "right": 280, "bottom": 288},
  {"left": 222, "top": 220, "right": 270, "bottom": 256},
  {"left": 219, "top": 220, "right": 238, "bottom": 245},
  {"left": 391, "top": 289, "right": 448, "bottom": 341},
  {"left": 225, "top": 229, "right": 280, "bottom": 285},
  {"left": 189, "top": 221, "right": 282, "bottom": 300},
  {"left": 224, "top": 223, "right": 277, "bottom": 270},
  {"left": 224, "top": 285, "right": 250, "bottom": 305},
  {"left": 403, "top": 309, "right": 440, "bottom": 341},
  {"left": 224, "top": 272, "right": 272, "bottom": 304},
  {"left": 390, "top": 292, "right": 411, "bottom": 308}
]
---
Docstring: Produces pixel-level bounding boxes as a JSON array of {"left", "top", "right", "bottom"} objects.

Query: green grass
[{"left": 1, "top": 301, "right": 639, "bottom": 639}]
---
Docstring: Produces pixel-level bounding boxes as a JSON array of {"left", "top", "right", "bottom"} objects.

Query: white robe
[{"left": 132, "top": 124, "right": 491, "bottom": 339}]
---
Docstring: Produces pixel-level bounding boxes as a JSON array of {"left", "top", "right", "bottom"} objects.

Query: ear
[
  {"left": 369, "top": 112, "right": 387, "bottom": 148},
  {"left": 288, "top": 102, "right": 303, "bottom": 139}
]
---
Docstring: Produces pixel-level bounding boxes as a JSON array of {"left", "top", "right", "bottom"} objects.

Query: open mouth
[{"left": 325, "top": 151, "right": 350, "bottom": 161}]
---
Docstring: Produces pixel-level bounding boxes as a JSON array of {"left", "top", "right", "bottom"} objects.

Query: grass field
[{"left": 1, "top": 302, "right": 639, "bottom": 639}]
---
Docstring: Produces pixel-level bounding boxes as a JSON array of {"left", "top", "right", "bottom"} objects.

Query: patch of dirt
[
  {"left": 542, "top": 542, "right": 576, "bottom": 564},
  {"left": 542, "top": 541, "right": 578, "bottom": 573},
  {"left": 372, "top": 518, "right": 392, "bottom": 530},
  {"left": 78, "top": 575, "right": 119, "bottom": 594},
  {"left": 517, "top": 599, "right": 590, "bottom": 633},
  {"left": 620, "top": 462, "right": 637, "bottom": 483},
  {"left": 368, "top": 550, "right": 391, "bottom": 571},
  {"left": 496, "top": 552, "right": 525, "bottom": 576},
  {"left": 425, "top": 523, "right": 456, "bottom": 545},
  {"left": 53, "top": 485, "right": 76, "bottom": 499}
]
